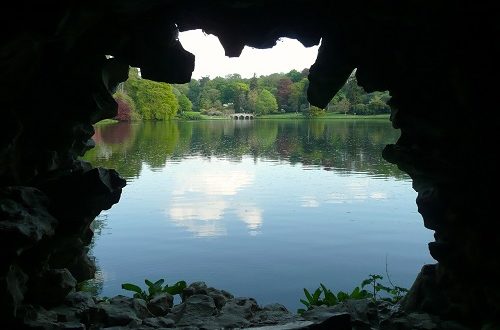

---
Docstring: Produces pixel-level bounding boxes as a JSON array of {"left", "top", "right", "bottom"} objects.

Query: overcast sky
[{"left": 178, "top": 29, "right": 320, "bottom": 79}]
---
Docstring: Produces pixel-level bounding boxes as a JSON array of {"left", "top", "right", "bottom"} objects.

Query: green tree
[
  {"left": 286, "top": 69, "right": 303, "bottom": 83},
  {"left": 343, "top": 74, "right": 365, "bottom": 110},
  {"left": 303, "top": 105, "right": 325, "bottom": 118},
  {"left": 199, "top": 88, "right": 222, "bottom": 111},
  {"left": 255, "top": 89, "right": 278, "bottom": 115},
  {"left": 332, "top": 98, "right": 351, "bottom": 115},
  {"left": 177, "top": 93, "right": 193, "bottom": 114},
  {"left": 135, "top": 79, "right": 179, "bottom": 120},
  {"left": 367, "top": 95, "right": 390, "bottom": 114},
  {"left": 289, "top": 78, "right": 309, "bottom": 113},
  {"left": 187, "top": 79, "right": 201, "bottom": 111}
]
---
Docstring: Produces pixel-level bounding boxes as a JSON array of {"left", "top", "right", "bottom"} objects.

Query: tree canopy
[{"left": 113, "top": 67, "right": 390, "bottom": 121}]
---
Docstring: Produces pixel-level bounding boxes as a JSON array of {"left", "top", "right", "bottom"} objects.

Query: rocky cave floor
[{"left": 21, "top": 281, "right": 472, "bottom": 330}]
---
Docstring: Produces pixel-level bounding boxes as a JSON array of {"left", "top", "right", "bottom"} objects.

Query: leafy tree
[
  {"left": 344, "top": 74, "right": 365, "bottom": 109},
  {"left": 303, "top": 105, "right": 325, "bottom": 118},
  {"left": 249, "top": 73, "right": 258, "bottom": 90},
  {"left": 367, "top": 96, "right": 390, "bottom": 114},
  {"left": 332, "top": 98, "right": 351, "bottom": 115},
  {"left": 177, "top": 93, "right": 193, "bottom": 114},
  {"left": 286, "top": 69, "right": 303, "bottom": 83},
  {"left": 276, "top": 78, "right": 293, "bottom": 112},
  {"left": 113, "top": 91, "right": 140, "bottom": 121},
  {"left": 135, "top": 79, "right": 179, "bottom": 120},
  {"left": 289, "top": 78, "right": 309, "bottom": 113},
  {"left": 187, "top": 79, "right": 201, "bottom": 111},
  {"left": 199, "top": 88, "right": 221, "bottom": 111},
  {"left": 255, "top": 89, "right": 278, "bottom": 115}
]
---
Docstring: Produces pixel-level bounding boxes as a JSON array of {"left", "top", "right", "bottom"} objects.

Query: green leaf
[
  {"left": 145, "top": 279, "right": 155, "bottom": 288},
  {"left": 350, "top": 286, "right": 360, "bottom": 298},
  {"left": 164, "top": 280, "right": 187, "bottom": 295},
  {"left": 304, "top": 288, "right": 313, "bottom": 303},
  {"left": 297, "top": 308, "right": 306, "bottom": 315},
  {"left": 122, "top": 283, "right": 143, "bottom": 294},
  {"left": 361, "top": 279, "right": 372, "bottom": 288},
  {"left": 300, "top": 299, "right": 310, "bottom": 308},
  {"left": 375, "top": 284, "right": 391, "bottom": 292},
  {"left": 154, "top": 279, "right": 165, "bottom": 287},
  {"left": 312, "top": 288, "right": 322, "bottom": 303},
  {"left": 337, "top": 291, "right": 349, "bottom": 302},
  {"left": 359, "top": 289, "right": 372, "bottom": 298}
]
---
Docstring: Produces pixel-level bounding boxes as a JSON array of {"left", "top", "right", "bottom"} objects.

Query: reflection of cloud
[
  {"left": 326, "top": 180, "right": 390, "bottom": 204},
  {"left": 172, "top": 169, "right": 254, "bottom": 196},
  {"left": 326, "top": 192, "right": 348, "bottom": 204},
  {"left": 167, "top": 163, "right": 256, "bottom": 237},
  {"left": 370, "top": 192, "right": 387, "bottom": 200},
  {"left": 346, "top": 180, "right": 369, "bottom": 200},
  {"left": 301, "top": 196, "right": 320, "bottom": 208},
  {"left": 237, "top": 206, "right": 263, "bottom": 231},
  {"left": 168, "top": 199, "right": 228, "bottom": 237},
  {"left": 170, "top": 200, "right": 227, "bottom": 220},
  {"left": 171, "top": 218, "right": 227, "bottom": 237}
]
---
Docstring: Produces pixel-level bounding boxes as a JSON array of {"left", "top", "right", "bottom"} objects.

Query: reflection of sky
[
  {"left": 167, "top": 160, "right": 261, "bottom": 237},
  {"left": 91, "top": 155, "right": 434, "bottom": 312}
]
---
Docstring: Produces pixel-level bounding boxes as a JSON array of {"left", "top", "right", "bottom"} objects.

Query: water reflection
[
  {"left": 82, "top": 119, "right": 434, "bottom": 310},
  {"left": 85, "top": 120, "right": 405, "bottom": 181},
  {"left": 166, "top": 160, "right": 258, "bottom": 236}
]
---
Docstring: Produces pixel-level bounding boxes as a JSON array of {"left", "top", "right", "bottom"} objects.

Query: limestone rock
[
  {"left": 29, "top": 268, "right": 77, "bottom": 307},
  {"left": 65, "top": 291, "right": 96, "bottom": 313},
  {"left": 147, "top": 293, "right": 173, "bottom": 316},
  {"left": 220, "top": 297, "right": 259, "bottom": 319},
  {"left": 142, "top": 316, "right": 175, "bottom": 328},
  {"left": 174, "top": 294, "right": 217, "bottom": 327},
  {"left": 252, "top": 303, "right": 296, "bottom": 326},
  {"left": 0, "top": 187, "right": 57, "bottom": 254}
]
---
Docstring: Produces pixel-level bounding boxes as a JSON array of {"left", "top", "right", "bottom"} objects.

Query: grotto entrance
[{"left": 1, "top": 1, "right": 498, "bottom": 329}]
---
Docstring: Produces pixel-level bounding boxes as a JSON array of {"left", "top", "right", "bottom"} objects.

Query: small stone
[
  {"left": 30, "top": 268, "right": 77, "bottom": 307},
  {"left": 142, "top": 316, "right": 175, "bottom": 328},
  {"left": 60, "top": 321, "right": 86, "bottom": 330},
  {"left": 263, "top": 303, "right": 289, "bottom": 312},
  {"left": 65, "top": 291, "right": 96, "bottom": 312},
  {"left": 220, "top": 297, "right": 258, "bottom": 319},
  {"left": 147, "top": 293, "right": 173, "bottom": 316}
]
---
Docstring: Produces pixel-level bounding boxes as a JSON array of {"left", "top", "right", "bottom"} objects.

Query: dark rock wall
[{"left": 0, "top": 1, "right": 498, "bottom": 327}]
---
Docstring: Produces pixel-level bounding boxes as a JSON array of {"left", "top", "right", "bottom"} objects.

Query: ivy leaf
[{"left": 122, "top": 283, "right": 143, "bottom": 294}]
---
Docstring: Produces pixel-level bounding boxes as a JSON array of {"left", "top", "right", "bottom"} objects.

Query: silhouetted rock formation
[{"left": 0, "top": 1, "right": 498, "bottom": 328}]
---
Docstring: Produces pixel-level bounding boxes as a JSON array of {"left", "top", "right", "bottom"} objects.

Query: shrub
[
  {"left": 180, "top": 111, "right": 202, "bottom": 120},
  {"left": 113, "top": 91, "right": 138, "bottom": 121}
]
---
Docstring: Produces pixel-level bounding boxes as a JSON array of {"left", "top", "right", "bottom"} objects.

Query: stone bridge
[{"left": 229, "top": 113, "right": 254, "bottom": 120}]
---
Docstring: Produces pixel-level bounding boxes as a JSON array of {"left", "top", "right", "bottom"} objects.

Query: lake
[{"left": 82, "top": 119, "right": 434, "bottom": 311}]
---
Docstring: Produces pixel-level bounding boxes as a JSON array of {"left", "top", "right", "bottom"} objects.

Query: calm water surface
[{"left": 83, "top": 119, "right": 434, "bottom": 310}]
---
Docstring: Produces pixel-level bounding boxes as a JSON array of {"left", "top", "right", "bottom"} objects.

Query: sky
[{"left": 178, "top": 29, "right": 320, "bottom": 79}]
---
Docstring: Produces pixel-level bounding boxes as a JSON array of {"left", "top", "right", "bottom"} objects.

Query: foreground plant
[
  {"left": 121, "top": 278, "right": 187, "bottom": 301},
  {"left": 298, "top": 274, "right": 408, "bottom": 314}
]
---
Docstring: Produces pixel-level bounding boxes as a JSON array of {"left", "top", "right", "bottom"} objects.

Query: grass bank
[
  {"left": 258, "top": 112, "right": 390, "bottom": 120},
  {"left": 95, "top": 119, "right": 120, "bottom": 125}
]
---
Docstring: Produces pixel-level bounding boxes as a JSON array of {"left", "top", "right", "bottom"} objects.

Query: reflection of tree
[
  {"left": 77, "top": 213, "right": 107, "bottom": 296},
  {"left": 83, "top": 120, "right": 407, "bottom": 180},
  {"left": 100, "top": 122, "right": 133, "bottom": 144},
  {"left": 135, "top": 121, "right": 180, "bottom": 168}
]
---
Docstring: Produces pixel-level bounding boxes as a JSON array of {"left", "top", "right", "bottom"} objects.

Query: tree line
[{"left": 113, "top": 67, "right": 391, "bottom": 121}]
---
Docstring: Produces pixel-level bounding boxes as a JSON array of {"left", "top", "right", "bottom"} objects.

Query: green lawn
[
  {"left": 95, "top": 119, "right": 119, "bottom": 125},
  {"left": 258, "top": 112, "right": 390, "bottom": 120}
]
